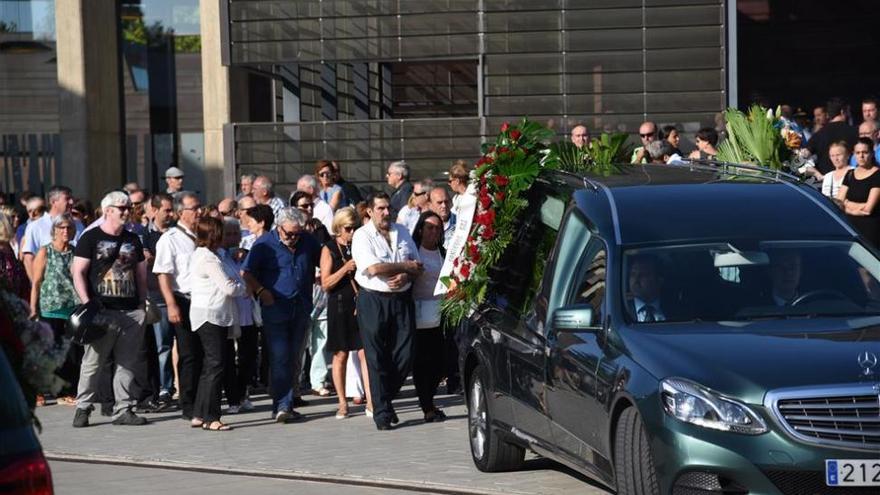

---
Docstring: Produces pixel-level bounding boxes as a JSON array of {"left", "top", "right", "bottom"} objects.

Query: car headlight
[{"left": 660, "top": 378, "right": 767, "bottom": 435}]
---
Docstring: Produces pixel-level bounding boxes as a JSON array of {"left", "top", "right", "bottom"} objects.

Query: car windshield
[{"left": 622, "top": 240, "right": 880, "bottom": 323}]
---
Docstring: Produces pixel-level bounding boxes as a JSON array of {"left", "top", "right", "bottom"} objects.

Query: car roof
[{"left": 561, "top": 164, "right": 857, "bottom": 245}]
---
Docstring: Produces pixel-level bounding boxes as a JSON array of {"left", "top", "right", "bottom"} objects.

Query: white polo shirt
[
  {"left": 351, "top": 221, "right": 420, "bottom": 293},
  {"left": 313, "top": 197, "right": 335, "bottom": 234},
  {"left": 152, "top": 224, "right": 197, "bottom": 295}
]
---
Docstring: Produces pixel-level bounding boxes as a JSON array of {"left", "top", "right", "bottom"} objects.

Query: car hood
[{"left": 620, "top": 316, "right": 880, "bottom": 405}]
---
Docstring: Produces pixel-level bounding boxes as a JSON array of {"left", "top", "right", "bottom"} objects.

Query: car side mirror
[{"left": 552, "top": 304, "right": 599, "bottom": 332}]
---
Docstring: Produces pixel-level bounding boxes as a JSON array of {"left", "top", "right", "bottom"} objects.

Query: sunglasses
[
  {"left": 112, "top": 205, "right": 132, "bottom": 212},
  {"left": 342, "top": 225, "right": 356, "bottom": 232},
  {"left": 318, "top": 172, "right": 333, "bottom": 178},
  {"left": 297, "top": 203, "right": 314, "bottom": 210},
  {"left": 639, "top": 133, "right": 655, "bottom": 138},
  {"left": 219, "top": 209, "right": 235, "bottom": 216},
  {"left": 279, "top": 227, "right": 300, "bottom": 239},
  {"left": 413, "top": 191, "right": 426, "bottom": 197}
]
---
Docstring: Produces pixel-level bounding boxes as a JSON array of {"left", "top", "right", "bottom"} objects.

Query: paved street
[{"left": 38, "top": 386, "right": 609, "bottom": 495}]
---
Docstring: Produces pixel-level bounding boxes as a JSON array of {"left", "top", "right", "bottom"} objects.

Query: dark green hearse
[{"left": 459, "top": 163, "right": 880, "bottom": 495}]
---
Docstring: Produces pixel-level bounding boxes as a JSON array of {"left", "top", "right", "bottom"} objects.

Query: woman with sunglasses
[
  {"left": 320, "top": 207, "right": 372, "bottom": 418},
  {"left": 28, "top": 213, "right": 81, "bottom": 404},
  {"left": 396, "top": 179, "right": 432, "bottom": 233},
  {"left": 315, "top": 160, "right": 343, "bottom": 212}
]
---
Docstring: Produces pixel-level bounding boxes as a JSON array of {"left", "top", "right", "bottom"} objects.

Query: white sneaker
[
  {"left": 227, "top": 405, "right": 241, "bottom": 414},
  {"left": 365, "top": 408, "right": 373, "bottom": 418},
  {"left": 275, "top": 411, "right": 291, "bottom": 423},
  {"left": 240, "top": 399, "right": 254, "bottom": 411}
]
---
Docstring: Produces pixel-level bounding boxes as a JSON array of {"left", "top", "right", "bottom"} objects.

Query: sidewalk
[{"left": 37, "top": 386, "right": 608, "bottom": 495}]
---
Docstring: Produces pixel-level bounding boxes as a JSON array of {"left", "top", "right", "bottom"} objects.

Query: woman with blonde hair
[
  {"left": 0, "top": 210, "right": 28, "bottom": 299},
  {"left": 320, "top": 207, "right": 372, "bottom": 418}
]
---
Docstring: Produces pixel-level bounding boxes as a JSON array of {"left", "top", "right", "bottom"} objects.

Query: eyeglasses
[
  {"left": 413, "top": 191, "right": 426, "bottom": 197},
  {"left": 296, "top": 203, "right": 313, "bottom": 210},
  {"left": 278, "top": 227, "right": 301, "bottom": 239},
  {"left": 342, "top": 225, "right": 356, "bottom": 232},
  {"left": 318, "top": 172, "right": 333, "bottom": 178},
  {"left": 639, "top": 133, "right": 655, "bottom": 138}
]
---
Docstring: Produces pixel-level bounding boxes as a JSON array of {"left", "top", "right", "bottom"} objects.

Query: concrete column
[
  {"left": 55, "top": 0, "right": 122, "bottom": 201},
  {"left": 200, "top": 0, "right": 232, "bottom": 200}
]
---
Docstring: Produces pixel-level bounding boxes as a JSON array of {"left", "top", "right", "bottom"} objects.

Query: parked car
[
  {"left": 459, "top": 163, "right": 880, "bottom": 495},
  {"left": 0, "top": 348, "right": 54, "bottom": 494}
]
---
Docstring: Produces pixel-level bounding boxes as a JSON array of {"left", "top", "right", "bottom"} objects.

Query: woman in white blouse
[
  {"left": 822, "top": 141, "right": 851, "bottom": 199},
  {"left": 190, "top": 217, "right": 247, "bottom": 431}
]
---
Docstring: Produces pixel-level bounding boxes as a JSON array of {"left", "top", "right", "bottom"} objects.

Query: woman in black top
[
  {"left": 320, "top": 207, "right": 372, "bottom": 419},
  {"left": 838, "top": 137, "right": 880, "bottom": 247}
]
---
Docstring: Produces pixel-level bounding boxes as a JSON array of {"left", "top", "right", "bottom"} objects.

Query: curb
[{"left": 46, "top": 452, "right": 534, "bottom": 495}]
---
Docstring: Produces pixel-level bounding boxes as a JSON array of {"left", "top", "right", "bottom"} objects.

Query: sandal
[
  {"left": 190, "top": 418, "right": 204, "bottom": 428},
  {"left": 202, "top": 421, "right": 232, "bottom": 431},
  {"left": 424, "top": 408, "right": 447, "bottom": 423},
  {"left": 335, "top": 408, "right": 349, "bottom": 420},
  {"left": 315, "top": 387, "right": 331, "bottom": 397},
  {"left": 58, "top": 396, "right": 78, "bottom": 406}
]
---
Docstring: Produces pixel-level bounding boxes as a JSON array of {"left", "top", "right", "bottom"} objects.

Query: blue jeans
[
  {"left": 152, "top": 305, "right": 175, "bottom": 396},
  {"left": 262, "top": 298, "right": 310, "bottom": 414}
]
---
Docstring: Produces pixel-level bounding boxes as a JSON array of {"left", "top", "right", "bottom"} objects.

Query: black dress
[
  {"left": 843, "top": 168, "right": 880, "bottom": 248},
  {"left": 325, "top": 240, "right": 362, "bottom": 352}
]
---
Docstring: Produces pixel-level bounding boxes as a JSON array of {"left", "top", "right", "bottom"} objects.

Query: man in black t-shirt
[
  {"left": 806, "top": 97, "right": 858, "bottom": 175},
  {"left": 71, "top": 191, "right": 149, "bottom": 427}
]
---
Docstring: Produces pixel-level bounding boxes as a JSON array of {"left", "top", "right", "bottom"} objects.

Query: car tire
[
  {"left": 468, "top": 364, "right": 525, "bottom": 472},
  {"left": 614, "top": 407, "right": 660, "bottom": 495}
]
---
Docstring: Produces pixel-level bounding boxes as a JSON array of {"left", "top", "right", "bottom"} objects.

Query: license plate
[{"left": 826, "top": 459, "right": 880, "bottom": 486}]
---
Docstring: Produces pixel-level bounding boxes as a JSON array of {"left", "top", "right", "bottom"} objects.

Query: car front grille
[
  {"left": 764, "top": 470, "right": 879, "bottom": 495},
  {"left": 766, "top": 383, "right": 880, "bottom": 451}
]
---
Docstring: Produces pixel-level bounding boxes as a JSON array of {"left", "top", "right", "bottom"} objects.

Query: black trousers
[
  {"left": 172, "top": 295, "right": 203, "bottom": 418},
  {"left": 194, "top": 322, "right": 228, "bottom": 423},
  {"left": 356, "top": 289, "right": 414, "bottom": 426},
  {"left": 444, "top": 322, "right": 461, "bottom": 392},
  {"left": 413, "top": 327, "right": 444, "bottom": 413},
  {"left": 223, "top": 326, "right": 258, "bottom": 406},
  {"left": 138, "top": 319, "right": 160, "bottom": 402}
]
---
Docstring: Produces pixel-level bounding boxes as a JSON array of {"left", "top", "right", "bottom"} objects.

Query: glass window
[
  {"left": 622, "top": 240, "right": 880, "bottom": 324},
  {"left": 569, "top": 240, "right": 607, "bottom": 323}
]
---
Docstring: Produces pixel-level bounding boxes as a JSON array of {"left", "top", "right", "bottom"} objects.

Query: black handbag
[{"left": 67, "top": 299, "right": 106, "bottom": 345}]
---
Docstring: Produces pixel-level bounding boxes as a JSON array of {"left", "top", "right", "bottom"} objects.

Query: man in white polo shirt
[
  {"left": 21, "top": 185, "right": 83, "bottom": 280},
  {"left": 351, "top": 192, "right": 423, "bottom": 430},
  {"left": 152, "top": 190, "right": 203, "bottom": 423}
]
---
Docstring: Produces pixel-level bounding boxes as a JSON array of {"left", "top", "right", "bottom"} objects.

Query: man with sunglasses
[
  {"left": 296, "top": 174, "right": 334, "bottom": 232},
  {"left": 630, "top": 121, "right": 658, "bottom": 164},
  {"left": 71, "top": 191, "right": 148, "bottom": 427},
  {"left": 242, "top": 207, "right": 321, "bottom": 423},
  {"left": 153, "top": 191, "right": 204, "bottom": 423}
]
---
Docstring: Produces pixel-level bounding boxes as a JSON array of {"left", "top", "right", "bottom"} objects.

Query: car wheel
[
  {"left": 614, "top": 407, "right": 660, "bottom": 495},
  {"left": 468, "top": 364, "right": 525, "bottom": 472}
]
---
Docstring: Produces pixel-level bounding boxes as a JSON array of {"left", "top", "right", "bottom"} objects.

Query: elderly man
[
  {"left": 351, "top": 192, "right": 423, "bottom": 430},
  {"left": 237, "top": 173, "right": 256, "bottom": 200},
  {"left": 242, "top": 207, "right": 321, "bottom": 423},
  {"left": 570, "top": 124, "right": 590, "bottom": 149},
  {"left": 252, "top": 175, "right": 286, "bottom": 218},
  {"left": 427, "top": 186, "right": 456, "bottom": 246},
  {"left": 295, "top": 174, "right": 334, "bottom": 231},
  {"left": 71, "top": 191, "right": 148, "bottom": 427},
  {"left": 386, "top": 161, "right": 413, "bottom": 220},
  {"left": 631, "top": 121, "right": 658, "bottom": 164},
  {"left": 164, "top": 167, "right": 185, "bottom": 199},
  {"left": 153, "top": 191, "right": 203, "bottom": 423},
  {"left": 218, "top": 198, "right": 237, "bottom": 219},
  {"left": 21, "top": 185, "right": 83, "bottom": 279}
]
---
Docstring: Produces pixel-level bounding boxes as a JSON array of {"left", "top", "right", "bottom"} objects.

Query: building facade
[{"left": 2, "top": 1, "right": 879, "bottom": 201}]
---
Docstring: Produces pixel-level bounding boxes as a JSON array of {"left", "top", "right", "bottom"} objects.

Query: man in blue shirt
[{"left": 242, "top": 207, "right": 320, "bottom": 422}]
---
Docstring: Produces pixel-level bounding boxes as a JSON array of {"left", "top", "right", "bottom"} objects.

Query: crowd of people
[
  {"left": 0, "top": 95, "right": 878, "bottom": 431},
  {"left": 0, "top": 158, "right": 465, "bottom": 432},
  {"left": 572, "top": 95, "right": 880, "bottom": 247}
]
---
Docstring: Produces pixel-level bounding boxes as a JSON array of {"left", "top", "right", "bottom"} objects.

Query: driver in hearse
[
  {"left": 768, "top": 250, "right": 803, "bottom": 306},
  {"left": 626, "top": 254, "right": 679, "bottom": 322}
]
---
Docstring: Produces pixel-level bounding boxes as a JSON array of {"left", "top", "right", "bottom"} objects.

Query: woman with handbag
[
  {"left": 410, "top": 211, "right": 447, "bottom": 423},
  {"left": 28, "top": 213, "right": 81, "bottom": 405},
  {"left": 320, "top": 207, "right": 372, "bottom": 419}
]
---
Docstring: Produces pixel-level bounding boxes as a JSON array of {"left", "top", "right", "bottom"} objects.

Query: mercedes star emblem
[{"left": 857, "top": 351, "right": 878, "bottom": 376}]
